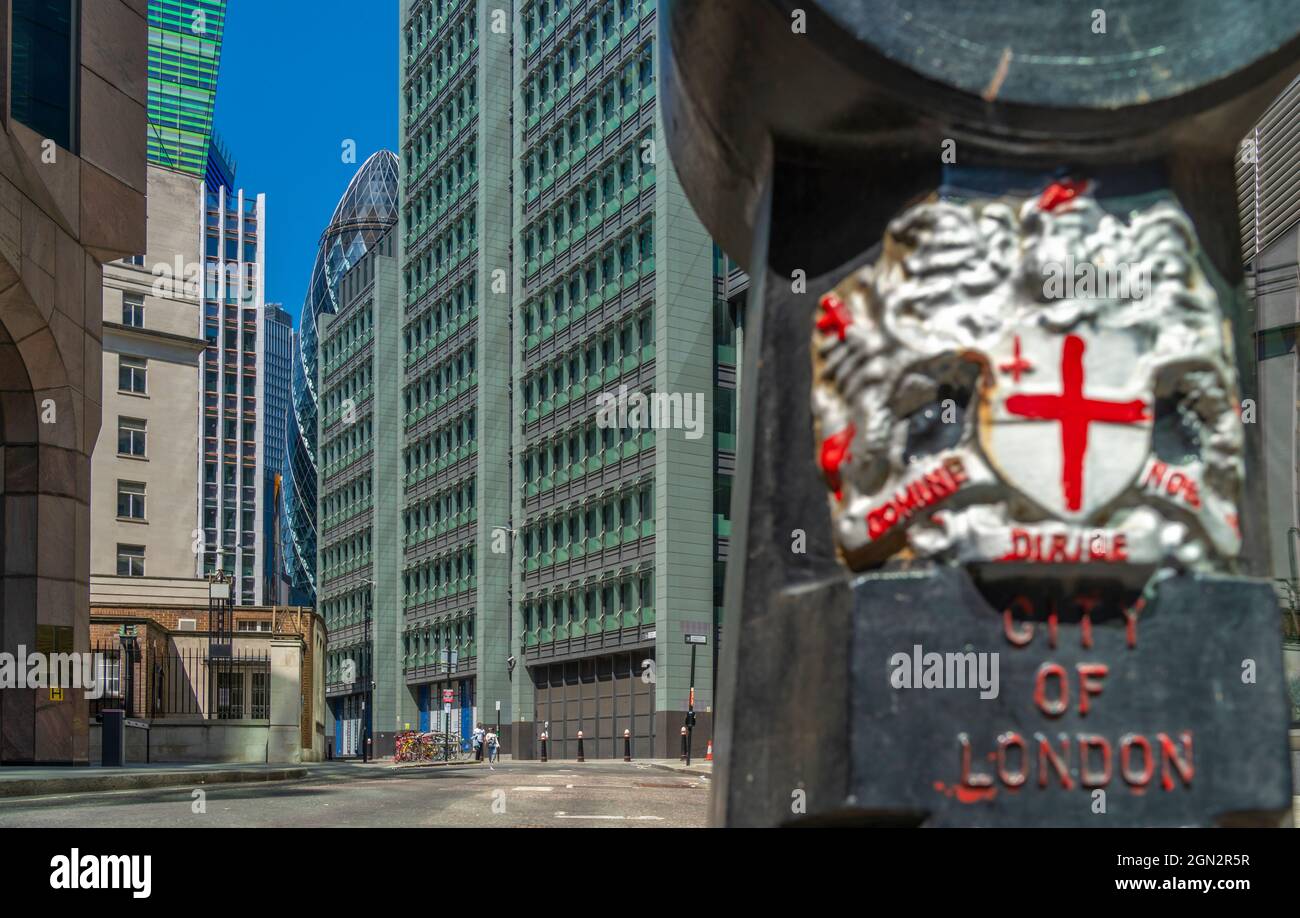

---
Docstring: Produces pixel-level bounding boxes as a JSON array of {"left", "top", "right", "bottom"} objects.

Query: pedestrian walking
[
  {"left": 472, "top": 722, "right": 485, "bottom": 761},
  {"left": 486, "top": 729, "right": 500, "bottom": 768}
]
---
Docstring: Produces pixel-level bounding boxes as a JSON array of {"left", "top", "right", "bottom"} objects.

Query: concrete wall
[{"left": 90, "top": 720, "right": 302, "bottom": 765}]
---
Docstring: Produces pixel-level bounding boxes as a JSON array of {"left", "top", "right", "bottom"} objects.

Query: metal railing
[{"left": 89, "top": 643, "right": 271, "bottom": 721}]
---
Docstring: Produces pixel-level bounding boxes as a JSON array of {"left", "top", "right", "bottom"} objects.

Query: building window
[
  {"left": 9, "top": 0, "right": 78, "bottom": 153},
  {"left": 117, "top": 480, "right": 145, "bottom": 520},
  {"left": 117, "top": 417, "right": 146, "bottom": 457},
  {"left": 118, "top": 356, "right": 147, "bottom": 394},
  {"left": 116, "top": 544, "right": 144, "bottom": 577},
  {"left": 122, "top": 293, "right": 144, "bottom": 328}
]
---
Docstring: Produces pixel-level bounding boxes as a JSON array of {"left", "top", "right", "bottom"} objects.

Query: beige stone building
[
  {"left": 0, "top": 0, "right": 147, "bottom": 763},
  {"left": 90, "top": 164, "right": 207, "bottom": 606}
]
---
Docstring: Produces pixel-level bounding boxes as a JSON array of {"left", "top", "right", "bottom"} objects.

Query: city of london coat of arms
[{"left": 812, "top": 182, "right": 1243, "bottom": 583}]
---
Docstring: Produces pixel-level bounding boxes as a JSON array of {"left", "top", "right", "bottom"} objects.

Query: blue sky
[{"left": 213, "top": 0, "right": 399, "bottom": 324}]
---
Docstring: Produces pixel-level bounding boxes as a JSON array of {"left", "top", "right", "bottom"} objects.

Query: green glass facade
[
  {"left": 337, "top": 0, "right": 738, "bottom": 758},
  {"left": 148, "top": 0, "right": 227, "bottom": 176}
]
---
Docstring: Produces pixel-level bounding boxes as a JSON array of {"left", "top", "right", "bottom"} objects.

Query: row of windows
[
  {"left": 202, "top": 414, "right": 255, "bottom": 445},
  {"left": 404, "top": 68, "right": 477, "bottom": 177},
  {"left": 523, "top": 140, "right": 652, "bottom": 250},
  {"left": 405, "top": 4, "right": 476, "bottom": 100},
  {"left": 321, "top": 529, "right": 373, "bottom": 580},
  {"left": 404, "top": 343, "right": 475, "bottom": 414},
  {"left": 522, "top": 0, "right": 640, "bottom": 58},
  {"left": 320, "top": 584, "right": 372, "bottom": 631},
  {"left": 520, "top": 481, "right": 653, "bottom": 560},
  {"left": 404, "top": 0, "right": 472, "bottom": 61},
  {"left": 406, "top": 141, "right": 477, "bottom": 234},
  {"left": 321, "top": 417, "right": 374, "bottom": 475},
  {"left": 404, "top": 477, "right": 477, "bottom": 538},
  {"left": 522, "top": 43, "right": 651, "bottom": 150},
  {"left": 200, "top": 504, "right": 255, "bottom": 538},
  {"left": 403, "top": 615, "right": 476, "bottom": 665},
  {"left": 404, "top": 410, "right": 477, "bottom": 476},
  {"left": 320, "top": 304, "right": 374, "bottom": 370},
  {"left": 403, "top": 544, "right": 477, "bottom": 597},
  {"left": 204, "top": 232, "right": 257, "bottom": 264},
  {"left": 521, "top": 307, "right": 652, "bottom": 407},
  {"left": 521, "top": 419, "right": 647, "bottom": 486},
  {"left": 407, "top": 211, "right": 477, "bottom": 290},
  {"left": 321, "top": 472, "right": 373, "bottom": 528},
  {"left": 521, "top": 570, "right": 654, "bottom": 631},
  {"left": 322, "top": 357, "right": 373, "bottom": 430},
  {"left": 405, "top": 275, "right": 476, "bottom": 351},
  {"left": 203, "top": 462, "right": 256, "bottom": 488}
]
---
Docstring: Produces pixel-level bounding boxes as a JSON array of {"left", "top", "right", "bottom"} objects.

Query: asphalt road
[{"left": 0, "top": 761, "right": 709, "bottom": 828}]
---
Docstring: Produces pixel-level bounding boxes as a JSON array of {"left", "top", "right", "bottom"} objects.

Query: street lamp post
[
  {"left": 362, "top": 582, "right": 373, "bottom": 762},
  {"left": 684, "top": 633, "right": 707, "bottom": 766}
]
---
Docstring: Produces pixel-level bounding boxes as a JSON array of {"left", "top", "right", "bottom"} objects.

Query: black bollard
[
  {"left": 576, "top": 730, "right": 585, "bottom": 763},
  {"left": 623, "top": 729, "right": 632, "bottom": 762}
]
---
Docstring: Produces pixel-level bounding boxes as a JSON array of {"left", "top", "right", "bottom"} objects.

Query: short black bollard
[
  {"left": 539, "top": 731, "right": 548, "bottom": 763},
  {"left": 680, "top": 725, "right": 688, "bottom": 762},
  {"left": 623, "top": 729, "right": 632, "bottom": 762},
  {"left": 576, "top": 730, "right": 585, "bottom": 763},
  {"left": 101, "top": 710, "right": 125, "bottom": 767}
]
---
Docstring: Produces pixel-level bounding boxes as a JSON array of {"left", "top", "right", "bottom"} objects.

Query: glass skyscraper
[
  {"left": 262, "top": 303, "right": 294, "bottom": 603},
  {"left": 284, "top": 152, "right": 400, "bottom": 606},
  {"left": 147, "top": 0, "right": 227, "bottom": 177}
]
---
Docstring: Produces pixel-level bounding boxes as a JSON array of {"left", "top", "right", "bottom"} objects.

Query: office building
[
  {"left": 284, "top": 152, "right": 400, "bottom": 607},
  {"left": 319, "top": 231, "right": 410, "bottom": 755},
  {"left": 146, "top": 0, "right": 228, "bottom": 177},
  {"left": 263, "top": 303, "right": 294, "bottom": 603},
  {"left": 199, "top": 185, "right": 267, "bottom": 605},
  {"left": 382, "top": 0, "right": 730, "bottom": 758}
]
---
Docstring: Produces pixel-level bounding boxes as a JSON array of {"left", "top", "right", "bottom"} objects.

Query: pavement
[
  {"left": 0, "top": 760, "right": 710, "bottom": 828},
  {"left": 0, "top": 762, "right": 309, "bottom": 798}
]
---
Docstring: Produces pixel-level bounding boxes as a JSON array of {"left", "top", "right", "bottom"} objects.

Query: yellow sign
[{"left": 50, "top": 687, "right": 64, "bottom": 701}]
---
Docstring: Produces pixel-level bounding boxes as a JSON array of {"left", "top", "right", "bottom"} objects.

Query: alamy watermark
[
  {"left": 594, "top": 385, "right": 705, "bottom": 440},
  {"left": 1041, "top": 254, "right": 1149, "bottom": 301},
  {"left": 889, "top": 644, "right": 1000, "bottom": 699},
  {"left": 0, "top": 647, "right": 106, "bottom": 698}
]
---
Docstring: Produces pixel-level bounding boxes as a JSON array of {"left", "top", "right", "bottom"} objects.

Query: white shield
[{"left": 979, "top": 326, "right": 1153, "bottom": 523}]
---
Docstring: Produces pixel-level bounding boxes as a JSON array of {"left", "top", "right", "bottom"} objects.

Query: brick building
[{"left": 89, "top": 603, "right": 326, "bottom": 761}]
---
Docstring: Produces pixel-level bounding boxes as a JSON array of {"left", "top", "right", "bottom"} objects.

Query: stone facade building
[{"left": 0, "top": 0, "right": 148, "bottom": 764}]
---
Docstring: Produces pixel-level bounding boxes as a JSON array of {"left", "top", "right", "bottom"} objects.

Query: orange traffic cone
[{"left": 705, "top": 739, "right": 713, "bottom": 761}]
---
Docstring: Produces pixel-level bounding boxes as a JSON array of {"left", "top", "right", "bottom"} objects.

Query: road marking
[
  {"left": 552, "top": 812, "right": 664, "bottom": 820},
  {"left": 511, "top": 786, "right": 555, "bottom": 792}
]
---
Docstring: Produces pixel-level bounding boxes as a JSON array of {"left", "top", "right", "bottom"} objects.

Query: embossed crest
[{"left": 811, "top": 186, "right": 1243, "bottom": 577}]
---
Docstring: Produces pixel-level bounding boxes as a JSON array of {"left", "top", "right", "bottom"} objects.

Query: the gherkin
[{"left": 283, "top": 150, "right": 399, "bottom": 604}]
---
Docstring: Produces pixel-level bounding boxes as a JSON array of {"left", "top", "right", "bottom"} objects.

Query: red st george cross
[{"left": 1004, "top": 334, "right": 1149, "bottom": 512}]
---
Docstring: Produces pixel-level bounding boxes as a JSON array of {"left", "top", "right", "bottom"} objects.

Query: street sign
[
  {"left": 442, "top": 702, "right": 452, "bottom": 716},
  {"left": 49, "top": 687, "right": 63, "bottom": 701},
  {"left": 495, "top": 700, "right": 501, "bottom": 711},
  {"left": 685, "top": 634, "right": 707, "bottom": 645},
  {"left": 441, "top": 689, "right": 454, "bottom": 704}
]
